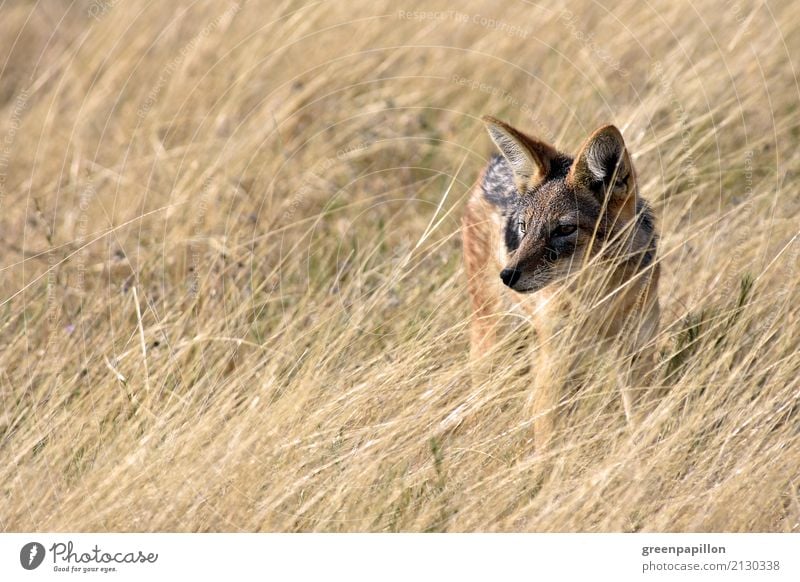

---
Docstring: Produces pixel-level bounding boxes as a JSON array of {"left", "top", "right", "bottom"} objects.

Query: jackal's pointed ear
[
  {"left": 482, "top": 116, "right": 559, "bottom": 194},
  {"left": 569, "top": 125, "right": 637, "bottom": 214}
]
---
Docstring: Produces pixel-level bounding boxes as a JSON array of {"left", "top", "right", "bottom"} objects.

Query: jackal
[{"left": 462, "top": 116, "right": 660, "bottom": 447}]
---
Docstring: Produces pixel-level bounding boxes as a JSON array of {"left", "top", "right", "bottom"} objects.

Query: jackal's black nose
[{"left": 500, "top": 268, "right": 522, "bottom": 288}]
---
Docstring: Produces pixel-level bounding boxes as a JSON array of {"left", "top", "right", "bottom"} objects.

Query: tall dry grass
[{"left": 0, "top": 0, "right": 798, "bottom": 532}]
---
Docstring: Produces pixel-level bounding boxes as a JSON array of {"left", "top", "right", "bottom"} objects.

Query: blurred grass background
[{"left": 0, "top": 0, "right": 798, "bottom": 531}]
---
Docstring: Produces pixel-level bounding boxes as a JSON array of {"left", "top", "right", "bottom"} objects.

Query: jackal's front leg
[
  {"left": 462, "top": 196, "right": 502, "bottom": 368},
  {"left": 527, "top": 339, "right": 560, "bottom": 450},
  {"left": 622, "top": 296, "right": 662, "bottom": 422},
  {"left": 467, "top": 284, "right": 500, "bottom": 364}
]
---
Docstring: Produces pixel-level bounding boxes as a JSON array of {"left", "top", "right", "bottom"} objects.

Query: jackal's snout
[{"left": 499, "top": 268, "right": 522, "bottom": 288}]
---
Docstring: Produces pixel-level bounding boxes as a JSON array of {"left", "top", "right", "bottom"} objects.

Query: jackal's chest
[
  {"left": 502, "top": 278, "right": 658, "bottom": 348},
  {"left": 500, "top": 286, "right": 564, "bottom": 337}
]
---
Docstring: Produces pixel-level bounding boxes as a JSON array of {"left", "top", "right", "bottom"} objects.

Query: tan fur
[{"left": 463, "top": 119, "right": 661, "bottom": 449}]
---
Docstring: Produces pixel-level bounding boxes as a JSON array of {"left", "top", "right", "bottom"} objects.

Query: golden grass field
[{"left": 1, "top": 0, "right": 799, "bottom": 532}]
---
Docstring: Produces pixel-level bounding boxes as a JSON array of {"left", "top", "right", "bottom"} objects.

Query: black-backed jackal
[{"left": 462, "top": 116, "right": 660, "bottom": 448}]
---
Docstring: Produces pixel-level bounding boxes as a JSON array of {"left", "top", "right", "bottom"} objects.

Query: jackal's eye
[
  {"left": 518, "top": 220, "right": 527, "bottom": 235},
  {"left": 552, "top": 224, "right": 577, "bottom": 238}
]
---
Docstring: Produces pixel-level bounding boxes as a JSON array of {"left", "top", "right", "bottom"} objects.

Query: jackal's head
[{"left": 484, "top": 116, "right": 649, "bottom": 294}]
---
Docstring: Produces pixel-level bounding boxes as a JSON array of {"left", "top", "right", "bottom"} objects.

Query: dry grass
[{"left": 1, "top": 0, "right": 799, "bottom": 532}]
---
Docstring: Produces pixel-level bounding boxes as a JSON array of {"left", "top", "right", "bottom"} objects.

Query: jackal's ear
[
  {"left": 482, "top": 116, "right": 559, "bottom": 194},
  {"left": 569, "top": 125, "right": 636, "bottom": 214}
]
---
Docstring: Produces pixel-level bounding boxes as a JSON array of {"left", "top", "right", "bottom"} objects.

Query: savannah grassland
[{"left": 1, "top": 0, "right": 799, "bottom": 532}]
